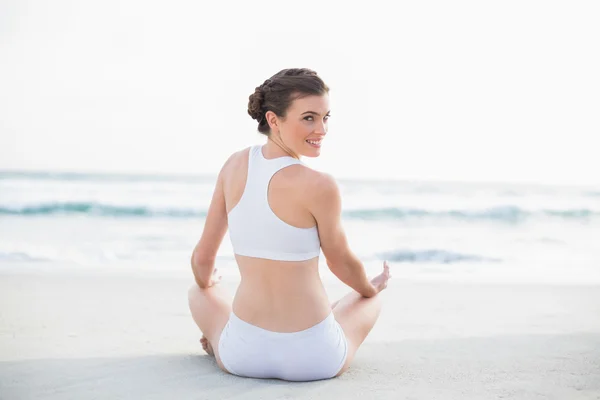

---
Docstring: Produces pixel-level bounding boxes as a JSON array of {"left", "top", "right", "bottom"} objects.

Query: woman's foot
[{"left": 200, "top": 335, "right": 214, "bottom": 357}]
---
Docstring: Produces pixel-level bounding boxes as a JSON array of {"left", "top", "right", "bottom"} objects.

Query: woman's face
[{"left": 268, "top": 94, "right": 330, "bottom": 158}]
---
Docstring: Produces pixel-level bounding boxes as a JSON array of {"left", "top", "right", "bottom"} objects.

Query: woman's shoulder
[
  {"left": 309, "top": 170, "right": 340, "bottom": 197},
  {"left": 221, "top": 146, "right": 252, "bottom": 168},
  {"left": 215, "top": 147, "right": 252, "bottom": 182},
  {"left": 229, "top": 146, "right": 253, "bottom": 160},
  {"left": 291, "top": 166, "right": 340, "bottom": 200},
  {"left": 294, "top": 169, "right": 342, "bottom": 214}
]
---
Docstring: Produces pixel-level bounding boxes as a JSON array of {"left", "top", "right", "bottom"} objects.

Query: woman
[{"left": 188, "top": 68, "right": 391, "bottom": 381}]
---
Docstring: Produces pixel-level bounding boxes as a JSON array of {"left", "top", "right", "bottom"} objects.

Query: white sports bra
[{"left": 227, "top": 145, "right": 321, "bottom": 261}]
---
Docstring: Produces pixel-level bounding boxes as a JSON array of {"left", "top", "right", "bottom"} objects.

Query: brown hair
[{"left": 247, "top": 68, "right": 329, "bottom": 135}]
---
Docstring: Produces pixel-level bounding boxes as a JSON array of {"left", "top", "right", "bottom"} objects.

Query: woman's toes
[{"left": 200, "top": 336, "right": 209, "bottom": 351}]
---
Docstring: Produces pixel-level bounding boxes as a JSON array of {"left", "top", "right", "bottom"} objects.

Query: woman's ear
[{"left": 265, "top": 111, "right": 279, "bottom": 132}]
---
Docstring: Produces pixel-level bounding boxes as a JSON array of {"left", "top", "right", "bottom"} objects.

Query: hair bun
[{"left": 247, "top": 86, "right": 265, "bottom": 121}]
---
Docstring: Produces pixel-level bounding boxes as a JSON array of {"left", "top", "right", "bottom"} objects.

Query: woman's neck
[{"left": 264, "top": 136, "right": 300, "bottom": 160}]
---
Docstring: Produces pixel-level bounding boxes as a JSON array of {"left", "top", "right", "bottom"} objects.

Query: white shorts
[{"left": 218, "top": 311, "right": 348, "bottom": 381}]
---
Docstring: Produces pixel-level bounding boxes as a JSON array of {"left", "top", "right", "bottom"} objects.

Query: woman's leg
[
  {"left": 332, "top": 262, "right": 390, "bottom": 376},
  {"left": 332, "top": 290, "right": 383, "bottom": 376},
  {"left": 187, "top": 282, "right": 232, "bottom": 373}
]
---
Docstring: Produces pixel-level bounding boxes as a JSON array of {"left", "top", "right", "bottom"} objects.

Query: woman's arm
[
  {"left": 191, "top": 167, "right": 228, "bottom": 288},
  {"left": 308, "top": 173, "right": 377, "bottom": 298}
]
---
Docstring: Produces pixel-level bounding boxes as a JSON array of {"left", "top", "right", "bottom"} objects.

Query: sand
[{"left": 1, "top": 267, "right": 599, "bottom": 400}]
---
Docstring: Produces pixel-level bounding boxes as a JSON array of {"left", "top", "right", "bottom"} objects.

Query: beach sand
[{"left": 1, "top": 268, "right": 599, "bottom": 400}]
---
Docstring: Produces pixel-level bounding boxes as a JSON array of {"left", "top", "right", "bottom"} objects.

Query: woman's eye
[{"left": 304, "top": 115, "right": 331, "bottom": 121}]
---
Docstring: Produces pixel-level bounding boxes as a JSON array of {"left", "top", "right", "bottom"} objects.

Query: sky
[{"left": 1, "top": 0, "right": 599, "bottom": 186}]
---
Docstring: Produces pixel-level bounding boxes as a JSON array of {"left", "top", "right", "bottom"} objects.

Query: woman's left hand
[{"left": 206, "top": 268, "right": 222, "bottom": 287}]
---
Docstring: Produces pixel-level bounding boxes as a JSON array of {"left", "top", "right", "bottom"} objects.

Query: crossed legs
[{"left": 188, "top": 283, "right": 383, "bottom": 378}]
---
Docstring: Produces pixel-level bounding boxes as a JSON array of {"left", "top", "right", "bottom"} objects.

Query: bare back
[{"left": 221, "top": 147, "right": 331, "bottom": 332}]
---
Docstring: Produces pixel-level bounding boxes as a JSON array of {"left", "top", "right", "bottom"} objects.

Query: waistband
[{"left": 227, "top": 311, "right": 336, "bottom": 340}]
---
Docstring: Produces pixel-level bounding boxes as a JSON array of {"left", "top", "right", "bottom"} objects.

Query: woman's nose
[{"left": 315, "top": 121, "right": 327, "bottom": 135}]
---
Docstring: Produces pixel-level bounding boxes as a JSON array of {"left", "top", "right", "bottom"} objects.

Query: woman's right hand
[{"left": 370, "top": 261, "right": 391, "bottom": 294}]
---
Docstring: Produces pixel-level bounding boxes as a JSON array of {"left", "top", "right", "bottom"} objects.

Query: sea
[{"left": 1, "top": 171, "right": 599, "bottom": 284}]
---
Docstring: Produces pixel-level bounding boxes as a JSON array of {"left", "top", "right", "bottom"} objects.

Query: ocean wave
[
  {"left": 544, "top": 209, "right": 594, "bottom": 218},
  {"left": 344, "top": 206, "right": 599, "bottom": 222},
  {"left": 0, "top": 252, "right": 49, "bottom": 262},
  {"left": 0, "top": 202, "right": 206, "bottom": 218},
  {"left": 378, "top": 249, "right": 501, "bottom": 264},
  {"left": 1, "top": 202, "right": 598, "bottom": 222}
]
